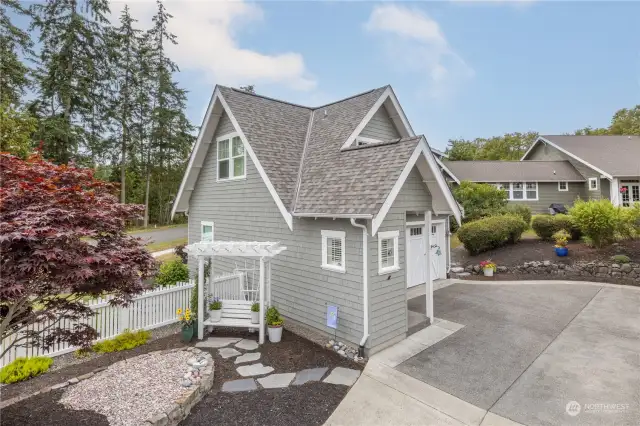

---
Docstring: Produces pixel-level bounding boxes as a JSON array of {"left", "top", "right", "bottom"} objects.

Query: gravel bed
[{"left": 60, "top": 350, "right": 191, "bottom": 426}]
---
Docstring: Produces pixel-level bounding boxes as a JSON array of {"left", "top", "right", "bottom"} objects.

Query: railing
[
  {"left": 210, "top": 271, "right": 259, "bottom": 303},
  {"left": 0, "top": 281, "right": 194, "bottom": 367}
]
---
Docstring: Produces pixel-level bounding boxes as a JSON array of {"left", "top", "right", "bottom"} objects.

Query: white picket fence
[{"left": 0, "top": 281, "right": 194, "bottom": 367}]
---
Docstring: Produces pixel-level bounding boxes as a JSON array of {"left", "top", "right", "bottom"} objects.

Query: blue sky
[{"left": 23, "top": 1, "right": 640, "bottom": 151}]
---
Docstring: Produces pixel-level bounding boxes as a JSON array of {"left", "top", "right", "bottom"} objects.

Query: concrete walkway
[{"left": 326, "top": 280, "right": 640, "bottom": 426}]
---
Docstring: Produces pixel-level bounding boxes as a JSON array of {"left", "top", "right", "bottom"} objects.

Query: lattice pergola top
[{"left": 185, "top": 241, "right": 287, "bottom": 257}]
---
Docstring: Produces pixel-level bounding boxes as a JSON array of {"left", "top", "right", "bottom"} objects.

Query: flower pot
[
  {"left": 267, "top": 325, "right": 282, "bottom": 343},
  {"left": 210, "top": 309, "right": 222, "bottom": 322},
  {"left": 251, "top": 311, "right": 259, "bottom": 324},
  {"left": 181, "top": 324, "right": 194, "bottom": 343},
  {"left": 483, "top": 268, "right": 494, "bottom": 277},
  {"left": 555, "top": 247, "right": 569, "bottom": 257}
]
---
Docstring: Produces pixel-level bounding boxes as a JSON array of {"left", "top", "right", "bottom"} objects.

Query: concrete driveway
[{"left": 327, "top": 281, "right": 640, "bottom": 426}]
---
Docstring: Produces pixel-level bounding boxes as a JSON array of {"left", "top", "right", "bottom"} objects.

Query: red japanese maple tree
[{"left": 0, "top": 152, "right": 157, "bottom": 357}]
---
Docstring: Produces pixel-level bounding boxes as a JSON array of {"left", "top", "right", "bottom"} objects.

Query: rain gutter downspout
[{"left": 350, "top": 218, "right": 369, "bottom": 356}]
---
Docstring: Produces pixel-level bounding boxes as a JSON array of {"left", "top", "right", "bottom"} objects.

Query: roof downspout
[{"left": 350, "top": 219, "right": 369, "bottom": 354}]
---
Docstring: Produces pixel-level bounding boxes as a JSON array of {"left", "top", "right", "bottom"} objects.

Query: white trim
[
  {"left": 610, "top": 178, "right": 620, "bottom": 206},
  {"left": 340, "top": 87, "right": 415, "bottom": 150},
  {"left": 293, "top": 213, "right": 373, "bottom": 219},
  {"left": 521, "top": 137, "right": 613, "bottom": 179},
  {"left": 321, "top": 230, "right": 346, "bottom": 274},
  {"left": 292, "top": 110, "right": 315, "bottom": 210},
  {"left": 378, "top": 230, "right": 399, "bottom": 275},
  {"left": 406, "top": 219, "right": 445, "bottom": 227},
  {"left": 558, "top": 181, "right": 568, "bottom": 192},
  {"left": 200, "top": 221, "right": 214, "bottom": 242},
  {"left": 371, "top": 137, "right": 462, "bottom": 235},
  {"left": 355, "top": 136, "right": 383, "bottom": 146},
  {"left": 435, "top": 156, "right": 460, "bottom": 184},
  {"left": 216, "top": 132, "right": 246, "bottom": 181},
  {"left": 496, "top": 181, "right": 539, "bottom": 201},
  {"left": 588, "top": 177, "right": 599, "bottom": 191}
]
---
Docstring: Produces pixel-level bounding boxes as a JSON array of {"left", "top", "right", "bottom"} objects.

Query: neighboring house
[
  {"left": 443, "top": 135, "right": 640, "bottom": 213},
  {"left": 172, "top": 85, "right": 461, "bottom": 355}
]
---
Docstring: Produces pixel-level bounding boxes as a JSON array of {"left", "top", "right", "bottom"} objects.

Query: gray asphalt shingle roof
[
  {"left": 442, "top": 160, "right": 586, "bottom": 182},
  {"left": 219, "top": 85, "right": 423, "bottom": 216},
  {"left": 538, "top": 135, "right": 640, "bottom": 177}
]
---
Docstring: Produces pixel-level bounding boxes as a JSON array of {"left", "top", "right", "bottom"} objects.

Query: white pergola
[{"left": 185, "top": 241, "right": 287, "bottom": 344}]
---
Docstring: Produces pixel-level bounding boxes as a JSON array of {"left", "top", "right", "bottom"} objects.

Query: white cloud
[
  {"left": 364, "top": 4, "right": 474, "bottom": 99},
  {"left": 110, "top": 0, "right": 316, "bottom": 91}
]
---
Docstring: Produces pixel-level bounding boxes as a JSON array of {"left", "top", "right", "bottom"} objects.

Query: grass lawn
[
  {"left": 146, "top": 237, "right": 188, "bottom": 253},
  {"left": 155, "top": 252, "right": 180, "bottom": 263},
  {"left": 127, "top": 223, "right": 187, "bottom": 234}
]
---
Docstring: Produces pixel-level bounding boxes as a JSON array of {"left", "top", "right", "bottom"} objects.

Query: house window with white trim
[
  {"left": 558, "top": 181, "right": 568, "bottom": 192},
  {"left": 217, "top": 135, "right": 245, "bottom": 180},
  {"left": 512, "top": 182, "right": 524, "bottom": 200},
  {"left": 526, "top": 182, "right": 538, "bottom": 199},
  {"left": 201, "top": 221, "right": 214, "bottom": 242},
  {"left": 321, "top": 230, "right": 345, "bottom": 273},
  {"left": 378, "top": 230, "right": 399, "bottom": 274},
  {"left": 355, "top": 136, "right": 382, "bottom": 146},
  {"left": 588, "top": 177, "right": 599, "bottom": 191},
  {"left": 495, "top": 182, "right": 538, "bottom": 201}
]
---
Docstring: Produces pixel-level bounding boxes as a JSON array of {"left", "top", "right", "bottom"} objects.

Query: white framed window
[
  {"left": 354, "top": 136, "right": 382, "bottom": 146},
  {"left": 588, "top": 177, "right": 599, "bottom": 191},
  {"left": 512, "top": 182, "right": 524, "bottom": 200},
  {"left": 217, "top": 133, "right": 245, "bottom": 181},
  {"left": 201, "top": 221, "right": 214, "bottom": 242},
  {"left": 526, "top": 182, "right": 538, "bottom": 200},
  {"left": 558, "top": 181, "right": 568, "bottom": 191},
  {"left": 494, "top": 182, "right": 539, "bottom": 201},
  {"left": 378, "top": 230, "right": 399, "bottom": 274},
  {"left": 321, "top": 230, "right": 346, "bottom": 273}
]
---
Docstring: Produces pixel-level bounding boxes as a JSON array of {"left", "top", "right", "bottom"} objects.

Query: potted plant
[
  {"left": 250, "top": 302, "right": 260, "bottom": 324},
  {"left": 177, "top": 308, "right": 194, "bottom": 343},
  {"left": 480, "top": 260, "right": 497, "bottom": 277},
  {"left": 266, "top": 306, "right": 284, "bottom": 343},
  {"left": 209, "top": 298, "right": 222, "bottom": 322},
  {"left": 553, "top": 230, "right": 570, "bottom": 257}
]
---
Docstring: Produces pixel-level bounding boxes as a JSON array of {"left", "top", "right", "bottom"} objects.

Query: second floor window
[{"left": 218, "top": 135, "right": 245, "bottom": 180}]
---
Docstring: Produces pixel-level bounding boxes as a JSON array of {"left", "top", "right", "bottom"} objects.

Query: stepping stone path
[{"left": 198, "top": 336, "right": 361, "bottom": 393}]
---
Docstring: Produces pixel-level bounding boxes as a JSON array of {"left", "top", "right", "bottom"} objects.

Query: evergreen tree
[{"left": 0, "top": 0, "right": 33, "bottom": 105}]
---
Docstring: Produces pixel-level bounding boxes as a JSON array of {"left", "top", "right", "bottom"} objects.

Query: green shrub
[
  {"left": 453, "top": 181, "right": 508, "bottom": 222},
  {"left": 618, "top": 204, "right": 640, "bottom": 239},
  {"left": 610, "top": 254, "right": 631, "bottom": 264},
  {"left": 92, "top": 329, "right": 150, "bottom": 353},
  {"left": 531, "top": 215, "right": 557, "bottom": 240},
  {"left": 503, "top": 204, "right": 532, "bottom": 227},
  {"left": 553, "top": 214, "right": 582, "bottom": 240},
  {"left": 0, "top": 357, "right": 53, "bottom": 384},
  {"left": 251, "top": 302, "right": 260, "bottom": 312},
  {"left": 569, "top": 199, "right": 619, "bottom": 247},
  {"left": 449, "top": 216, "right": 459, "bottom": 234},
  {"left": 457, "top": 215, "right": 527, "bottom": 255},
  {"left": 156, "top": 259, "right": 189, "bottom": 287},
  {"left": 265, "top": 306, "right": 284, "bottom": 327},
  {"left": 209, "top": 298, "right": 222, "bottom": 310}
]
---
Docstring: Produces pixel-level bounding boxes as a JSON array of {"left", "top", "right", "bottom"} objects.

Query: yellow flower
[
  {"left": 185, "top": 311, "right": 191, "bottom": 321},
  {"left": 176, "top": 308, "right": 183, "bottom": 315}
]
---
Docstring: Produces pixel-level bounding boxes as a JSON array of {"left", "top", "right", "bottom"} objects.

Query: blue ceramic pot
[{"left": 555, "top": 247, "right": 568, "bottom": 257}]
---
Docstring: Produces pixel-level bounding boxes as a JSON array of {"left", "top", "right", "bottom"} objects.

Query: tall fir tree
[
  {"left": 30, "top": 0, "right": 112, "bottom": 164},
  {"left": 0, "top": 0, "right": 33, "bottom": 106}
]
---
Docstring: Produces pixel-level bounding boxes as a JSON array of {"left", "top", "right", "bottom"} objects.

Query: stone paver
[
  {"left": 323, "top": 367, "right": 361, "bottom": 386},
  {"left": 292, "top": 367, "right": 328, "bottom": 385},
  {"left": 195, "top": 337, "right": 241, "bottom": 348},
  {"left": 257, "top": 373, "right": 296, "bottom": 389},
  {"left": 235, "top": 339, "right": 259, "bottom": 351},
  {"left": 218, "top": 348, "right": 241, "bottom": 359},
  {"left": 221, "top": 379, "right": 257, "bottom": 393},
  {"left": 236, "top": 363, "right": 274, "bottom": 377},
  {"left": 234, "top": 352, "right": 261, "bottom": 364}
]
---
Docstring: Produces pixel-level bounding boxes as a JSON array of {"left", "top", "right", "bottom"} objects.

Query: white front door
[
  {"left": 621, "top": 183, "right": 640, "bottom": 207},
  {"left": 407, "top": 222, "right": 446, "bottom": 288}
]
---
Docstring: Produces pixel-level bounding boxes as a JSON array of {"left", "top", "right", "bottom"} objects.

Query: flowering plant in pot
[
  {"left": 553, "top": 230, "right": 570, "bottom": 257},
  {"left": 177, "top": 308, "right": 194, "bottom": 342},
  {"left": 479, "top": 260, "right": 496, "bottom": 277},
  {"left": 208, "top": 298, "right": 222, "bottom": 322},
  {"left": 250, "top": 302, "right": 260, "bottom": 324},
  {"left": 265, "top": 306, "right": 284, "bottom": 343}
]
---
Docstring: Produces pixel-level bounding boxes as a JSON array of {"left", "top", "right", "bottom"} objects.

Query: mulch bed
[
  {"left": 183, "top": 328, "right": 362, "bottom": 426},
  {"left": 452, "top": 238, "right": 640, "bottom": 268}
]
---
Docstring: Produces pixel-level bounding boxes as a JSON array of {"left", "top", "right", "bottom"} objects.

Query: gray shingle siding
[
  {"left": 188, "top": 115, "right": 365, "bottom": 347},
  {"left": 359, "top": 106, "right": 400, "bottom": 141}
]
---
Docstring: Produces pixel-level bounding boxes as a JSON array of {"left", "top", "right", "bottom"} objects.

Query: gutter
[
  {"left": 350, "top": 218, "right": 369, "bottom": 356},
  {"left": 293, "top": 213, "right": 373, "bottom": 219}
]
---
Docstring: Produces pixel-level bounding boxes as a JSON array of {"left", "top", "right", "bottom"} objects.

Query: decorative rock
[
  {"left": 181, "top": 379, "right": 192, "bottom": 387},
  {"left": 147, "top": 413, "right": 169, "bottom": 426},
  {"left": 187, "top": 357, "right": 197, "bottom": 366},
  {"left": 543, "top": 261, "right": 551, "bottom": 266},
  {"left": 450, "top": 266, "right": 465, "bottom": 273},
  {"left": 338, "top": 350, "right": 346, "bottom": 357},
  {"left": 621, "top": 264, "right": 632, "bottom": 273},
  {"left": 329, "top": 340, "right": 335, "bottom": 345},
  {"left": 235, "top": 339, "right": 259, "bottom": 351},
  {"left": 235, "top": 352, "right": 261, "bottom": 364},
  {"left": 222, "top": 378, "right": 258, "bottom": 393},
  {"left": 195, "top": 337, "right": 241, "bottom": 348},
  {"left": 50, "top": 381, "right": 69, "bottom": 390},
  {"left": 68, "top": 377, "right": 79, "bottom": 384},
  {"left": 236, "top": 363, "right": 274, "bottom": 377},
  {"left": 325, "top": 343, "right": 333, "bottom": 348},
  {"left": 77, "top": 372, "right": 94, "bottom": 381},
  {"left": 292, "top": 367, "right": 328, "bottom": 385},
  {"left": 333, "top": 345, "right": 339, "bottom": 351},
  {"left": 257, "top": 373, "right": 296, "bottom": 389},
  {"left": 323, "top": 367, "right": 361, "bottom": 386},
  {"left": 218, "top": 348, "right": 241, "bottom": 359}
]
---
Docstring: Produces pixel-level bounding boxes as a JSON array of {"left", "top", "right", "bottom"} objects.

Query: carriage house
[{"left": 172, "top": 85, "right": 461, "bottom": 355}]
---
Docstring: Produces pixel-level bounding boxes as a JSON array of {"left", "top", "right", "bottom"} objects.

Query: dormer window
[{"left": 354, "top": 136, "right": 382, "bottom": 146}]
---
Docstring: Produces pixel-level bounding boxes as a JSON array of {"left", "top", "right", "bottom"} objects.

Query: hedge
[
  {"left": 457, "top": 214, "right": 528, "bottom": 255},
  {"left": 503, "top": 204, "right": 532, "bottom": 227},
  {"left": 531, "top": 214, "right": 581, "bottom": 241}
]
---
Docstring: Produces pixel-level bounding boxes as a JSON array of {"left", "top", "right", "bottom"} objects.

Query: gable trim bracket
[
  {"left": 171, "top": 87, "right": 293, "bottom": 231},
  {"left": 371, "top": 137, "right": 462, "bottom": 236},
  {"left": 521, "top": 137, "right": 613, "bottom": 180}
]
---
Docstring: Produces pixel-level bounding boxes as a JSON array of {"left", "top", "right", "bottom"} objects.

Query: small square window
[
  {"left": 588, "top": 178, "right": 599, "bottom": 191},
  {"left": 321, "top": 230, "right": 345, "bottom": 273},
  {"left": 378, "top": 230, "right": 399, "bottom": 274},
  {"left": 558, "top": 181, "right": 568, "bottom": 191},
  {"left": 201, "top": 221, "right": 214, "bottom": 242}
]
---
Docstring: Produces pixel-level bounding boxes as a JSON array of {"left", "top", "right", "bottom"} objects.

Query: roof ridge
[
  {"left": 444, "top": 160, "right": 573, "bottom": 163},
  {"left": 312, "top": 85, "right": 389, "bottom": 110},
  {"left": 291, "top": 110, "right": 315, "bottom": 211},
  {"left": 225, "top": 86, "right": 312, "bottom": 110}
]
